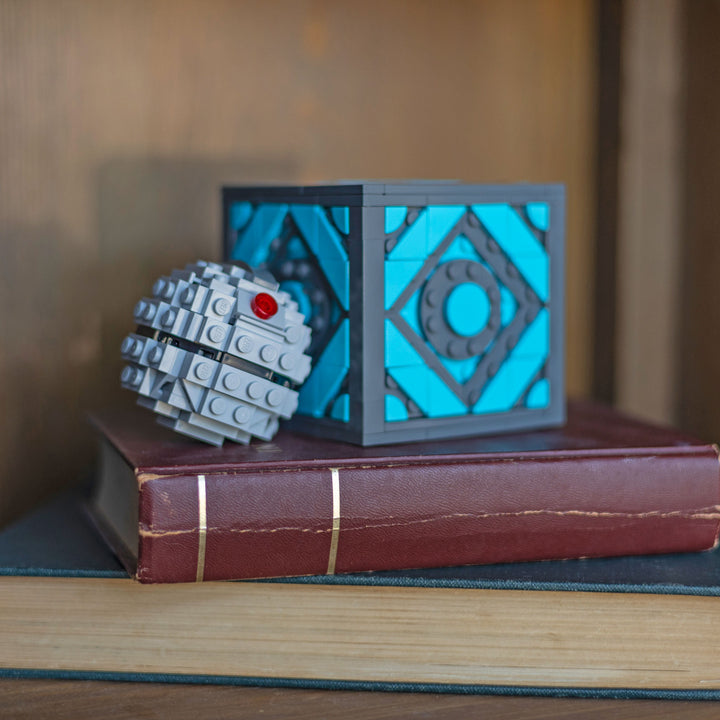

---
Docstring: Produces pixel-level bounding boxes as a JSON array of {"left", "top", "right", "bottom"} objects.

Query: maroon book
[{"left": 90, "top": 401, "right": 720, "bottom": 584}]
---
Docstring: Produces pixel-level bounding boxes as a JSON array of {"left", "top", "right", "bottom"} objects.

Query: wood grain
[
  {"left": 1, "top": 680, "right": 720, "bottom": 720},
  {"left": 0, "top": 0, "right": 597, "bottom": 525},
  {"left": 614, "top": 0, "right": 683, "bottom": 425}
]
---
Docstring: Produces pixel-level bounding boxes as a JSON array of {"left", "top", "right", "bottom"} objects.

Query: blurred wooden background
[{"left": 2, "top": 0, "right": 716, "bottom": 528}]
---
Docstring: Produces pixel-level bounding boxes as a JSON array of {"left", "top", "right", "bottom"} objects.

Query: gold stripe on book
[
  {"left": 327, "top": 468, "right": 341, "bottom": 575},
  {"left": 196, "top": 475, "right": 207, "bottom": 582}
]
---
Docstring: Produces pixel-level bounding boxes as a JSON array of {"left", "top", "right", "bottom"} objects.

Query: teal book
[{"left": 1, "top": 492, "right": 720, "bottom": 699}]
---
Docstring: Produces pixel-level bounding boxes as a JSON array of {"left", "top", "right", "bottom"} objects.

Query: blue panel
[
  {"left": 230, "top": 204, "right": 288, "bottom": 266},
  {"left": 297, "top": 318, "right": 349, "bottom": 417},
  {"left": 388, "top": 210, "right": 427, "bottom": 260},
  {"left": 446, "top": 283, "right": 490, "bottom": 336},
  {"left": 385, "top": 394, "right": 408, "bottom": 422},
  {"left": 526, "top": 202, "right": 550, "bottom": 232},
  {"left": 526, "top": 379, "right": 550, "bottom": 409},
  {"left": 426, "top": 205, "right": 466, "bottom": 256},
  {"left": 384, "top": 259, "right": 424, "bottom": 310},
  {"left": 473, "top": 309, "right": 549, "bottom": 414},
  {"left": 387, "top": 367, "right": 429, "bottom": 416},
  {"left": 321, "top": 259, "right": 350, "bottom": 312},
  {"left": 472, "top": 204, "right": 549, "bottom": 302},
  {"left": 229, "top": 202, "right": 253, "bottom": 231},
  {"left": 323, "top": 317, "right": 350, "bottom": 368},
  {"left": 330, "top": 393, "right": 350, "bottom": 422},
  {"left": 425, "top": 372, "right": 467, "bottom": 417},
  {"left": 388, "top": 365, "right": 466, "bottom": 419},
  {"left": 399, "top": 287, "right": 423, "bottom": 336},
  {"left": 500, "top": 286, "right": 517, "bottom": 327},
  {"left": 290, "top": 205, "right": 349, "bottom": 310},
  {"left": 515, "top": 307, "right": 549, "bottom": 358},
  {"left": 516, "top": 257, "right": 549, "bottom": 303},
  {"left": 385, "top": 206, "right": 407, "bottom": 234},
  {"left": 385, "top": 319, "right": 424, "bottom": 368},
  {"left": 331, "top": 206, "right": 350, "bottom": 235}
]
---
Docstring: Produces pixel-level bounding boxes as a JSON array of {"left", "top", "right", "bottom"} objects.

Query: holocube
[{"left": 223, "top": 182, "right": 565, "bottom": 445}]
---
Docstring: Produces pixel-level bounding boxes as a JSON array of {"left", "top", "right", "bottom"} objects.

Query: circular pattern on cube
[{"left": 420, "top": 260, "right": 501, "bottom": 360}]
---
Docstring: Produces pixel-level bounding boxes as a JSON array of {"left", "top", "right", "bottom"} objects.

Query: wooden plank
[{"left": 614, "top": 0, "right": 683, "bottom": 424}]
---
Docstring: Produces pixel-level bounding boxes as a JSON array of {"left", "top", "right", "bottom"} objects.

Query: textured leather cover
[{"left": 91, "top": 401, "right": 720, "bottom": 583}]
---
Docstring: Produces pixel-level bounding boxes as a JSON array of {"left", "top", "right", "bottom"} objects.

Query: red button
[{"left": 251, "top": 292, "right": 278, "bottom": 320}]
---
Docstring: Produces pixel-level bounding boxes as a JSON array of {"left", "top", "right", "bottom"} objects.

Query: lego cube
[{"left": 223, "top": 182, "right": 564, "bottom": 445}]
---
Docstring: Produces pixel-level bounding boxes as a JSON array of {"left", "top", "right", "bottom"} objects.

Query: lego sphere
[{"left": 121, "top": 260, "right": 312, "bottom": 446}]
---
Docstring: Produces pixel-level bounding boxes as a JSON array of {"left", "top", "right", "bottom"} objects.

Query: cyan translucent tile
[
  {"left": 385, "top": 394, "right": 408, "bottom": 422},
  {"left": 330, "top": 393, "right": 350, "bottom": 422},
  {"left": 385, "top": 319, "right": 425, "bottom": 368},
  {"left": 385, "top": 259, "right": 425, "bottom": 310},
  {"left": 231, "top": 204, "right": 288, "bottom": 266},
  {"left": 385, "top": 206, "right": 408, "bottom": 234},
  {"left": 526, "top": 202, "right": 550, "bottom": 232}
]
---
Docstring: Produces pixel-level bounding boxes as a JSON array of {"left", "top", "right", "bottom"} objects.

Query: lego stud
[
  {"left": 122, "top": 260, "right": 312, "bottom": 446},
  {"left": 260, "top": 345, "right": 278, "bottom": 363},
  {"left": 194, "top": 362, "right": 213, "bottom": 381},
  {"left": 121, "top": 365, "right": 143, "bottom": 387},
  {"left": 235, "top": 335, "right": 254, "bottom": 354},
  {"left": 234, "top": 406, "right": 252, "bottom": 424},
  {"left": 153, "top": 278, "right": 175, "bottom": 300},
  {"left": 247, "top": 381, "right": 263, "bottom": 400},
  {"left": 181, "top": 287, "right": 196, "bottom": 306},
  {"left": 251, "top": 292, "right": 278, "bottom": 320},
  {"left": 162, "top": 309, "right": 176, "bottom": 328},
  {"left": 207, "top": 325, "right": 226, "bottom": 344},
  {"left": 222, "top": 372, "right": 241, "bottom": 391},
  {"left": 279, "top": 353, "right": 296, "bottom": 371},
  {"left": 214, "top": 298, "right": 232, "bottom": 316},
  {"left": 209, "top": 397, "right": 226, "bottom": 416},
  {"left": 121, "top": 336, "right": 142, "bottom": 358},
  {"left": 148, "top": 346, "right": 164, "bottom": 365}
]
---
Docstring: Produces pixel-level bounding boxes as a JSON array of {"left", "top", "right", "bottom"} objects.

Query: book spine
[{"left": 136, "top": 448, "right": 720, "bottom": 583}]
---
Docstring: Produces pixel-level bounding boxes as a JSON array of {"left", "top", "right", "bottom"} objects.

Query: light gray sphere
[{"left": 121, "top": 261, "right": 312, "bottom": 446}]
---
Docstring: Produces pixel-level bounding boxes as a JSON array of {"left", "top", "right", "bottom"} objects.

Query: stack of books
[{"left": 1, "top": 400, "right": 719, "bottom": 698}]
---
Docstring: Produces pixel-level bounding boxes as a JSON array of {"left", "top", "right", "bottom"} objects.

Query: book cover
[
  {"left": 2, "top": 492, "right": 720, "bottom": 698},
  {"left": 89, "top": 401, "right": 720, "bottom": 584}
]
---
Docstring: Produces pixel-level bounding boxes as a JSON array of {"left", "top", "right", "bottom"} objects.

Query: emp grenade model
[{"left": 121, "top": 260, "right": 312, "bottom": 445}]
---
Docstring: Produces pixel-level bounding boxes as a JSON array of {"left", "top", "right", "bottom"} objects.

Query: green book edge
[{"left": 2, "top": 491, "right": 720, "bottom": 699}]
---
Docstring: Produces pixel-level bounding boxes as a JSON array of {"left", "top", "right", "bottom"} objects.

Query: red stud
[{"left": 251, "top": 292, "right": 278, "bottom": 320}]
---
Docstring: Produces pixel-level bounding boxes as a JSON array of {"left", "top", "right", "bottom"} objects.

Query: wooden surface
[
  {"left": 614, "top": 0, "right": 684, "bottom": 425},
  {"left": 678, "top": 0, "right": 720, "bottom": 441},
  {"left": 2, "top": 680, "right": 720, "bottom": 719},
  {"left": 0, "top": 0, "right": 597, "bottom": 527}
]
